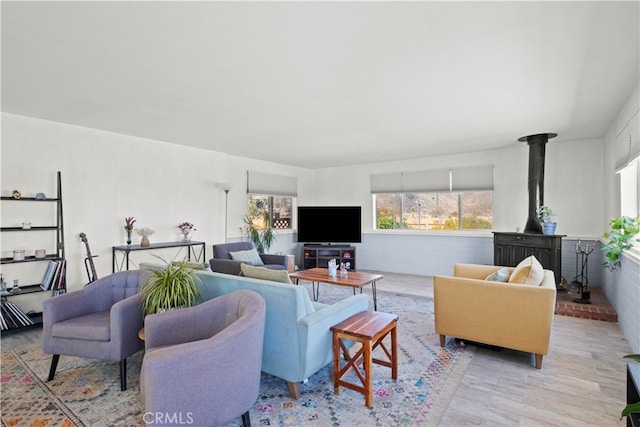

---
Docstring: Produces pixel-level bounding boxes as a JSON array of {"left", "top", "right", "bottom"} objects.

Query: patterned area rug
[{"left": 1, "top": 285, "right": 475, "bottom": 427}]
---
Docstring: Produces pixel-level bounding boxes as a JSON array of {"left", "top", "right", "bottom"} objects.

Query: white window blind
[
  {"left": 247, "top": 171, "right": 297, "bottom": 196},
  {"left": 403, "top": 169, "right": 451, "bottom": 192},
  {"left": 451, "top": 165, "right": 494, "bottom": 191},
  {"left": 614, "top": 110, "right": 639, "bottom": 172},
  {"left": 371, "top": 165, "right": 493, "bottom": 193}
]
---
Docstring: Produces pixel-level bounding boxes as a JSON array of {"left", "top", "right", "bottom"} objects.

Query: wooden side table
[{"left": 331, "top": 310, "right": 398, "bottom": 408}]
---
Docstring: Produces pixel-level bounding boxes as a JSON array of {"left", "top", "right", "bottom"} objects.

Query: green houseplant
[
  {"left": 622, "top": 354, "right": 640, "bottom": 420},
  {"left": 244, "top": 196, "right": 276, "bottom": 253},
  {"left": 140, "top": 260, "right": 202, "bottom": 315},
  {"left": 601, "top": 216, "right": 640, "bottom": 271},
  {"left": 536, "top": 206, "right": 557, "bottom": 235}
]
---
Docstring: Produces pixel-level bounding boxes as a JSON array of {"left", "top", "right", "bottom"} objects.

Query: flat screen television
[{"left": 297, "top": 206, "right": 362, "bottom": 244}]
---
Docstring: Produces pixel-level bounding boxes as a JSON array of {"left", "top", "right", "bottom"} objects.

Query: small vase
[
  {"left": 140, "top": 236, "right": 150, "bottom": 247},
  {"left": 181, "top": 232, "right": 191, "bottom": 242},
  {"left": 542, "top": 222, "right": 557, "bottom": 235},
  {"left": 126, "top": 229, "right": 132, "bottom": 245}
]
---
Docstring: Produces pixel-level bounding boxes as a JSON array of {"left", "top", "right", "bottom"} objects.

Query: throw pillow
[
  {"left": 172, "top": 261, "right": 208, "bottom": 271},
  {"left": 485, "top": 267, "right": 510, "bottom": 282},
  {"left": 240, "top": 263, "right": 292, "bottom": 284},
  {"left": 508, "top": 255, "right": 544, "bottom": 286},
  {"left": 229, "top": 248, "right": 265, "bottom": 266}
]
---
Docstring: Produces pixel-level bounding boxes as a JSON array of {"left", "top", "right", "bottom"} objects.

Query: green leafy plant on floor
[
  {"left": 244, "top": 196, "right": 276, "bottom": 253},
  {"left": 601, "top": 216, "right": 640, "bottom": 271},
  {"left": 622, "top": 354, "right": 640, "bottom": 420},
  {"left": 140, "top": 259, "right": 202, "bottom": 315}
]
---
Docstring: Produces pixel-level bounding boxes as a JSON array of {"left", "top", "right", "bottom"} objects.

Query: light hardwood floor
[{"left": 1, "top": 271, "right": 633, "bottom": 426}]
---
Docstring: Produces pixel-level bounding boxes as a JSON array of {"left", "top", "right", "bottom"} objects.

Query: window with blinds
[{"left": 371, "top": 166, "right": 494, "bottom": 231}]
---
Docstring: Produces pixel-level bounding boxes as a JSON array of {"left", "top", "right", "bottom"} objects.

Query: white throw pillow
[
  {"left": 508, "top": 255, "right": 544, "bottom": 286},
  {"left": 229, "top": 248, "right": 264, "bottom": 266}
]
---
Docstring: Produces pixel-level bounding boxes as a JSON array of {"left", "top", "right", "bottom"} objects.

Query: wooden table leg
[
  {"left": 364, "top": 339, "right": 373, "bottom": 408},
  {"left": 391, "top": 323, "right": 398, "bottom": 379},
  {"left": 333, "top": 331, "right": 340, "bottom": 395}
]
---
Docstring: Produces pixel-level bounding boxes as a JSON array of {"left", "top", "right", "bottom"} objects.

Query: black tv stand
[
  {"left": 305, "top": 243, "right": 351, "bottom": 247},
  {"left": 302, "top": 245, "right": 356, "bottom": 270}
]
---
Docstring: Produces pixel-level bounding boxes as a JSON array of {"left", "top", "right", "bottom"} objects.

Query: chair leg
[
  {"left": 120, "top": 359, "right": 127, "bottom": 391},
  {"left": 47, "top": 354, "right": 60, "bottom": 381},
  {"left": 241, "top": 410, "right": 251, "bottom": 427}
]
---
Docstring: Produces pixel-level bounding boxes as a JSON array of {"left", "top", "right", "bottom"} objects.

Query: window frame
[
  {"left": 374, "top": 190, "right": 493, "bottom": 231},
  {"left": 247, "top": 194, "right": 294, "bottom": 230}
]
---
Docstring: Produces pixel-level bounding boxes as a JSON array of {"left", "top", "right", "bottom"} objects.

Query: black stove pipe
[{"left": 518, "top": 133, "right": 557, "bottom": 234}]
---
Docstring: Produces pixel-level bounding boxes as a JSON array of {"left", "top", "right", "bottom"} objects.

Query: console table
[
  {"left": 112, "top": 241, "right": 206, "bottom": 272},
  {"left": 493, "top": 232, "right": 564, "bottom": 285}
]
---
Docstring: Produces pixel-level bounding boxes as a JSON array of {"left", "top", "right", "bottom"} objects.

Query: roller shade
[
  {"left": 370, "top": 172, "right": 403, "bottom": 193},
  {"left": 247, "top": 171, "right": 297, "bottom": 196},
  {"left": 371, "top": 165, "right": 493, "bottom": 193},
  {"left": 451, "top": 165, "right": 494, "bottom": 191},
  {"left": 615, "top": 111, "right": 640, "bottom": 172}
]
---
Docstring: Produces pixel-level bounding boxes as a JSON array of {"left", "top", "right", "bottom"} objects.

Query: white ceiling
[{"left": 2, "top": 1, "right": 639, "bottom": 168}]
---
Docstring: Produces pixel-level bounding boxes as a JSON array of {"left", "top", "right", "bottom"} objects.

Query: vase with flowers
[
  {"left": 137, "top": 227, "right": 155, "bottom": 247},
  {"left": 178, "top": 222, "right": 196, "bottom": 242},
  {"left": 124, "top": 217, "right": 136, "bottom": 245}
]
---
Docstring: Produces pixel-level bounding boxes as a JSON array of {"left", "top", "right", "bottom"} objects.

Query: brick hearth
[{"left": 555, "top": 287, "right": 618, "bottom": 322}]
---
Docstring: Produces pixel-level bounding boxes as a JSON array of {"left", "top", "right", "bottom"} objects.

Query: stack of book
[
  {"left": 0, "top": 300, "right": 35, "bottom": 330},
  {"left": 40, "top": 259, "right": 66, "bottom": 292}
]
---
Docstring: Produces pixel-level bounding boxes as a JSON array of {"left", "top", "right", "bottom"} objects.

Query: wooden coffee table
[{"left": 289, "top": 268, "right": 383, "bottom": 310}]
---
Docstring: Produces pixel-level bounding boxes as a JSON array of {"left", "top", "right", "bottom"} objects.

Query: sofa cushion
[
  {"left": 485, "top": 267, "right": 510, "bottom": 282},
  {"left": 51, "top": 311, "right": 111, "bottom": 341},
  {"left": 508, "top": 255, "right": 544, "bottom": 286},
  {"left": 230, "top": 248, "right": 264, "bottom": 266},
  {"left": 240, "top": 263, "right": 292, "bottom": 284}
]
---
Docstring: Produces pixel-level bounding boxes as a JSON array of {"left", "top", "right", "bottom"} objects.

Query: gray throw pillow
[
  {"left": 229, "top": 248, "right": 264, "bottom": 266},
  {"left": 485, "top": 267, "right": 510, "bottom": 282},
  {"left": 240, "top": 263, "right": 292, "bottom": 284}
]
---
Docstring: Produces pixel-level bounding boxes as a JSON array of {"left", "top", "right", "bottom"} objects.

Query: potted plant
[
  {"left": 602, "top": 216, "right": 640, "bottom": 271},
  {"left": 243, "top": 197, "right": 276, "bottom": 253},
  {"left": 536, "top": 206, "right": 557, "bottom": 235},
  {"left": 140, "top": 260, "right": 202, "bottom": 315},
  {"left": 622, "top": 354, "right": 640, "bottom": 420}
]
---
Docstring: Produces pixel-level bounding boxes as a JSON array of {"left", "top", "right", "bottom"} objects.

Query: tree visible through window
[
  {"left": 375, "top": 192, "right": 493, "bottom": 230},
  {"left": 247, "top": 195, "right": 293, "bottom": 230}
]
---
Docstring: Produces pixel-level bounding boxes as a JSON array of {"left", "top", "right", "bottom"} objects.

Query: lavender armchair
[
  {"left": 42, "top": 270, "right": 149, "bottom": 391},
  {"left": 141, "top": 290, "right": 266, "bottom": 427}
]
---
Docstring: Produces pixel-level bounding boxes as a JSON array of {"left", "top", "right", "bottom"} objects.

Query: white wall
[
  {"left": 601, "top": 84, "right": 640, "bottom": 353},
  {"left": 0, "top": 113, "right": 313, "bottom": 305},
  {"left": 311, "top": 140, "right": 604, "bottom": 236},
  {"left": 308, "top": 135, "right": 605, "bottom": 277}
]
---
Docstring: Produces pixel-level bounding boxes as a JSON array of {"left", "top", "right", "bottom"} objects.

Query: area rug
[{"left": 1, "top": 286, "right": 475, "bottom": 427}]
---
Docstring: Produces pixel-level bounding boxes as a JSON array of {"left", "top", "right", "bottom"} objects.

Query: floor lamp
[{"left": 224, "top": 188, "right": 230, "bottom": 243}]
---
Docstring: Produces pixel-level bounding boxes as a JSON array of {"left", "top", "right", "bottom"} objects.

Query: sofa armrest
[
  {"left": 110, "top": 293, "right": 145, "bottom": 357},
  {"left": 296, "top": 294, "right": 369, "bottom": 376},
  {"left": 261, "top": 254, "right": 295, "bottom": 272},
  {"left": 209, "top": 258, "right": 244, "bottom": 275}
]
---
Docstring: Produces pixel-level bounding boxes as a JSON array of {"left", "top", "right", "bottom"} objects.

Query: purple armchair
[
  {"left": 141, "top": 290, "right": 266, "bottom": 427},
  {"left": 43, "top": 270, "right": 149, "bottom": 391}
]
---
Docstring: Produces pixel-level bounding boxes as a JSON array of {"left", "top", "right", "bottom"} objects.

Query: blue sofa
[{"left": 194, "top": 270, "right": 369, "bottom": 399}]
